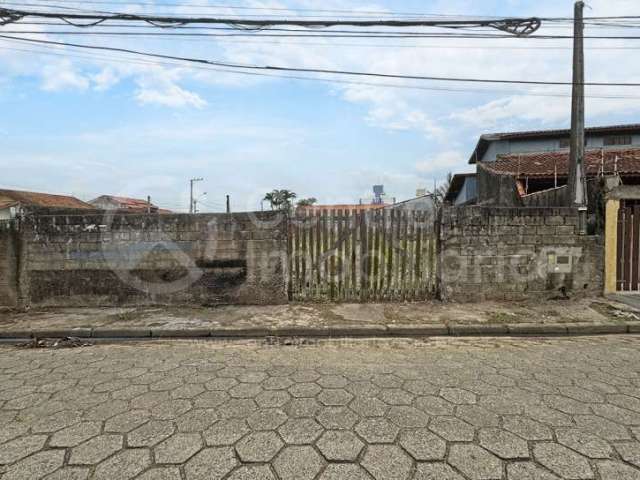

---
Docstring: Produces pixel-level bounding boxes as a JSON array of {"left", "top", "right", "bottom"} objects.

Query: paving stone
[
  {"left": 69, "top": 434, "right": 123, "bottom": 465},
  {"left": 284, "top": 398, "right": 321, "bottom": 418},
  {"left": 50, "top": 422, "right": 102, "bottom": 447},
  {"left": 525, "top": 405, "right": 573, "bottom": 427},
  {"left": 615, "top": 442, "right": 640, "bottom": 468},
  {"left": 355, "top": 418, "right": 400, "bottom": 443},
  {"left": 288, "top": 383, "right": 322, "bottom": 398},
  {"left": 346, "top": 381, "right": 380, "bottom": 397},
  {"left": 151, "top": 399, "right": 193, "bottom": 420},
  {"left": 316, "top": 430, "right": 364, "bottom": 461},
  {"left": 544, "top": 395, "right": 593, "bottom": 415},
  {"left": 318, "top": 389, "right": 353, "bottom": 406},
  {"left": 273, "top": 446, "right": 324, "bottom": 480},
  {"left": 502, "top": 415, "right": 553, "bottom": 440},
  {"left": 2, "top": 450, "right": 65, "bottom": 480},
  {"left": 171, "top": 383, "right": 205, "bottom": 399},
  {"left": 205, "top": 377, "right": 238, "bottom": 391},
  {"left": 596, "top": 460, "right": 640, "bottom": 480},
  {"left": 478, "top": 428, "right": 530, "bottom": 459},
  {"left": 238, "top": 371, "right": 268, "bottom": 384},
  {"left": 429, "top": 416, "right": 475, "bottom": 442},
  {"left": 414, "top": 395, "right": 454, "bottom": 416},
  {"left": 128, "top": 420, "right": 175, "bottom": 447},
  {"left": 557, "top": 428, "right": 613, "bottom": 459},
  {"left": 0, "top": 422, "right": 29, "bottom": 444},
  {"left": 593, "top": 404, "right": 640, "bottom": 426},
  {"left": 387, "top": 406, "right": 430, "bottom": 428},
  {"left": 361, "top": 445, "right": 413, "bottom": 480},
  {"left": 0, "top": 435, "right": 47, "bottom": 464},
  {"left": 440, "top": 388, "right": 477, "bottom": 405},
  {"left": 413, "top": 463, "right": 465, "bottom": 480},
  {"left": 506, "top": 462, "right": 560, "bottom": 480},
  {"left": 349, "top": 396, "right": 388, "bottom": 417},
  {"left": 262, "top": 377, "right": 294, "bottom": 391},
  {"left": 404, "top": 380, "right": 438, "bottom": 396},
  {"left": 194, "top": 391, "right": 230, "bottom": 409},
  {"left": 574, "top": 414, "right": 632, "bottom": 440},
  {"left": 185, "top": 447, "right": 238, "bottom": 480},
  {"left": 533, "top": 442, "right": 595, "bottom": 479},
  {"left": 278, "top": 418, "right": 324, "bottom": 444},
  {"left": 316, "top": 406, "right": 359, "bottom": 429},
  {"left": 175, "top": 408, "right": 219, "bottom": 432},
  {"left": 371, "top": 374, "right": 403, "bottom": 389},
  {"left": 447, "top": 444, "right": 503, "bottom": 480},
  {"left": 154, "top": 433, "right": 203, "bottom": 464},
  {"left": 379, "top": 389, "right": 414, "bottom": 406},
  {"left": 399, "top": 429, "right": 446, "bottom": 461},
  {"left": 93, "top": 449, "right": 151, "bottom": 480},
  {"left": 255, "top": 390, "right": 290, "bottom": 408},
  {"left": 319, "top": 464, "right": 372, "bottom": 480},
  {"left": 455, "top": 405, "right": 500, "bottom": 427},
  {"left": 104, "top": 410, "right": 150, "bottom": 433},
  {"left": 136, "top": 467, "right": 183, "bottom": 480},
  {"left": 247, "top": 409, "right": 288, "bottom": 430},
  {"left": 230, "top": 383, "right": 264, "bottom": 399},
  {"left": 317, "top": 375, "right": 349, "bottom": 389},
  {"left": 227, "top": 465, "right": 276, "bottom": 480},
  {"left": 217, "top": 399, "right": 258, "bottom": 419},
  {"left": 290, "top": 371, "right": 321, "bottom": 383},
  {"left": 204, "top": 418, "right": 250, "bottom": 446},
  {"left": 44, "top": 467, "right": 90, "bottom": 480},
  {"left": 235, "top": 432, "right": 283, "bottom": 462}
]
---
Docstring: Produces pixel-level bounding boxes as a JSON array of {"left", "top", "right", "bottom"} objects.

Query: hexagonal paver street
[{"left": 2, "top": 335, "right": 640, "bottom": 479}]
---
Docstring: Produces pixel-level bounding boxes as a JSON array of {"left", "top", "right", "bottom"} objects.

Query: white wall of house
[{"left": 480, "top": 133, "right": 640, "bottom": 163}]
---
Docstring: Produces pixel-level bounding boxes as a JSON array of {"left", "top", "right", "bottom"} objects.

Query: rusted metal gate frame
[{"left": 288, "top": 208, "right": 437, "bottom": 302}]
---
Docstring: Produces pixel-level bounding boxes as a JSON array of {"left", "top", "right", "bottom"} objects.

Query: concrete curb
[{"left": 0, "top": 322, "right": 636, "bottom": 341}]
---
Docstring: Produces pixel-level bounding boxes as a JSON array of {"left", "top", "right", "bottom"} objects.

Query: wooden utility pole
[
  {"left": 567, "top": 1, "right": 587, "bottom": 208},
  {"left": 189, "top": 177, "right": 203, "bottom": 214},
  {"left": 226, "top": 195, "right": 231, "bottom": 213}
]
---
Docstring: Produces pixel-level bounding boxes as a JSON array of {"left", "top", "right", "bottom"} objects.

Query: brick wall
[
  {"left": 440, "top": 206, "right": 603, "bottom": 302},
  {"left": 0, "top": 222, "right": 18, "bottom": 307},
  {"left": 20, "top": 210, "right": 288, "bottom": 307}
]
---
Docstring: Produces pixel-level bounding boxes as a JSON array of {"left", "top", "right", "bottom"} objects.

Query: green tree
[
  {"left": 264, "top": 189, "right": 297, "bottom": 212},
  {"left": 297, "top": 197, "right": 317, "bottom": 207}
]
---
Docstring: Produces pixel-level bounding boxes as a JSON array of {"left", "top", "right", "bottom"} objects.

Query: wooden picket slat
[{"left": 288, "top": 208, "right": 436, "bottom": 302}]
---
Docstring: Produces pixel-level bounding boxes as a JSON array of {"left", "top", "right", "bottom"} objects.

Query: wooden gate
[
  {"left": 288, "top": 209, "right": 437, "bottom": 302},
  {"left": 617, "top": 203, "right": 640, "bottom": 292}
]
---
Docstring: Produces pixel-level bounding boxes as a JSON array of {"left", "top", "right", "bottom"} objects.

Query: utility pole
[
  {"left": 567, "top": 1, "right": 587, "bottom": 213},
  {"left": 146, "top": 195, "right": 151, "bottom": 214},
  {"left": 226, "top": 195, "right": 231, "bottom": 213},
  {"left": 189, "top": 178, "right": 203, "bottom": 214}
]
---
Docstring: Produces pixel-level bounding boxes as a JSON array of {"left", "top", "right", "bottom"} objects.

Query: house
[
  {"left": 297, "top": 204, "right": 386, "bottom": 215},
  {"left": 447, "top": 124, "right": 640, "bottom": 206},
  {"left": 386, "top": 191, "right": 437, "bottom": 214},
  {"left": 444, "top": 173, "right": 477, "bottom": 206},
  {"left": 89, "top": 195, "right": 170, "bottom": 213},
  {"left": 0, "top": 188, "right": 92, "bottom": 220},
  {"left": 477, "top": 147, "right": 640, "bottom": 207}
]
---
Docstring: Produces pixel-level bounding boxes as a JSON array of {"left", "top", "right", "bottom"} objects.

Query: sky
[{"left": 1, "top": 0, "right": 640, "bottom": 212}]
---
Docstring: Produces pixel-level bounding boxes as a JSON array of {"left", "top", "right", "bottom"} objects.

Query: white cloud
[
  {"left": 91, "top": 68, "right": 121, "bottom": 91},
  {"left": 135, "top": 77, "right": 207, "bottom": 108},
  {"left": 416, "top": 150, "right": 467, "bottom": 174},
  {"left": 41, "top": 60, "right": 89, "bottom": 92}
]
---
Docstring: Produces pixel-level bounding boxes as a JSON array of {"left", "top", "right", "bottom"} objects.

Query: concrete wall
[
  {"left": 440, "top": 207, "right": 603, "bottom": 302},
  {"left": 477, "top": 165, "right": 522, "bottom": 207},
  {"left": 19, "top": 210, "right": 288, "bottom": 307},
  {"left": 0, "top": 222, "right": 19, "bottom": 307}
]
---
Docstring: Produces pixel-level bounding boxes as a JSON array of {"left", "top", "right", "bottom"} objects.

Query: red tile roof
[
  {"left": 0, "top": 189, "right": 92, "bottom": 209},
  {"left": 297, "top": 204, "right": 386, "bottom": 213},
  {"left": 481, "top": 148, "right": 640, "bottom": 178},
  {"left": 89, "top": 195, "right": 171, "bottom": 213}
]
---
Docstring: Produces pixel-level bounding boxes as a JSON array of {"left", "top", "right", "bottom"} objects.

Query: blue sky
[{"left": 1, "top": 0, "right": 639, "bottom": 211}]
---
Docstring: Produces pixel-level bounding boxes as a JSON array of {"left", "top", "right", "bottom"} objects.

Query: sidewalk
[{"left": 1, "top": 296, "right": 640, "bottom": 340}]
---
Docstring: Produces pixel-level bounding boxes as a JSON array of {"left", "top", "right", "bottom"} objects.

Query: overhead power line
[
  {"left": 3, "top": 34, "right": 640, "bottom": 88},
  {"left": 0, "top": 7, "right": 543, "bottom": 35}
]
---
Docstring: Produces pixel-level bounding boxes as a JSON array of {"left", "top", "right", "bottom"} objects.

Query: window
[{"left": 604, "top": 135, "right": 632, "bottom": 146}]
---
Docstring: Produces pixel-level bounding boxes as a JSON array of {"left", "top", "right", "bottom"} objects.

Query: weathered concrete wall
[
  {"left": 477, "top": 164, "right": 522, "bottom": 207},
  {"left": 0, "top": 222, "right": 18, "bottom": 307},
  {"left": 440, "top": 207, "right": 603, "bottom": 302},
  {"left": 20, "top": 210, "right": 288, "bottom": 307}
]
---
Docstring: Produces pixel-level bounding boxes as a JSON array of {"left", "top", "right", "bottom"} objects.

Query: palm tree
[
  {"left": 297, "top": 197, "right": 317, "bottom": 208},
  {"left": 264, "top": 189, "right": 297, "bottom": 211}
]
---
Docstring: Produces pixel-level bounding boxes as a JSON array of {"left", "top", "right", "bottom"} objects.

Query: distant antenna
[{"left": 373, "top": 185, "right": 385, "bottom": 205}]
